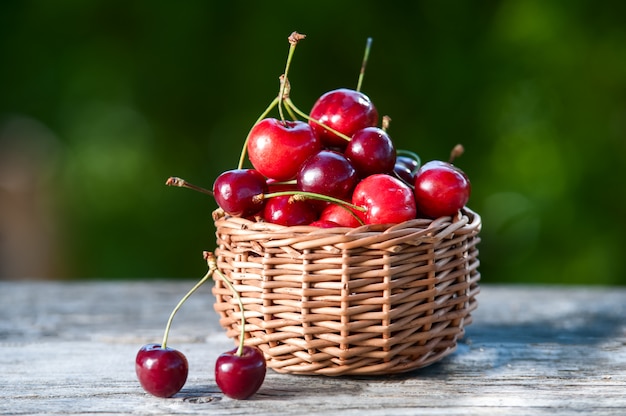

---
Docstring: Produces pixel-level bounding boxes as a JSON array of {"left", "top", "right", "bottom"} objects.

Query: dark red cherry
[
  {"left": 309, "top": 88, "right": 378, "bottom": 148},
  {"left": 215, "top": 346, "right": 266, "bottom": 400},
  {"left": 396, "top": 155, "right": 420, "bottom": 173},
  {"left": 247, "top": 118, "right": 321, "bottom": 181},
  {"left": 297, "top": 150, "right": 358, "bottom": 200},
  {"left": 135, "top": 344, "right": 188, "bottom": 398},
  {"left": 393, "top": 161, "right": 415, "bottom": 185},
  {"left": 213, "top": 169, "right": 269, "bottom": 217},
  {"left": 345, "top": 127, "right": 396, "bottom": 177},
  {"left": 413, "top": 160, "right": 471, "bottom": 218},
  {"left": 393, "top": 153, "right": 422, "bottom": 184},
  {"left": 263, "top": 194, "right": 319, "bottom": 226},
  {"left": 352, "top": 174, "right": 416, "bottom": 225}
]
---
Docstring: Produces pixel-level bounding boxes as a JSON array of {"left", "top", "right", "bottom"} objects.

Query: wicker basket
[{"left": 211, "top": 207, "right": 481, "bottom": 376}]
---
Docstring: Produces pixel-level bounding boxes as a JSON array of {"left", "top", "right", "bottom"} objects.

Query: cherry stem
[
  {"left": 278, "top": 32, "right": 306, "bottom": 123},
  {"left": 166, "top": 177, "right": 214, "bottom": 196},
  {"left": 238, "top": 32, "right": 306, "bottom": 168},
  {"left": 161, "top": 266, "right": 214, "bottom": 349},
  {"left": 284, "top": 98, "right": 353, "bottom": 142},
  {"left": 165, "top": 177, "right": 367, "bottom": 221},
  {"left": 206, "top": 253, "right": 247, "bottom": 357},
  {"left": 382, "top": 115, "right": 391, "bottom": 132},
  {"left": 356, "top": 37, "right": 373, "bottom": 92},
  {"left": 449, "top": 144, "right": 465, "bottom": 164},
  {"left": 261, "top": 190, "right": 366, "bottom": 212},
  {"left": 336, "top": 202, "right": 366, "bottom": 226},
  {"left": 238, "top": 96, "right": 279, "bottom": 169}
]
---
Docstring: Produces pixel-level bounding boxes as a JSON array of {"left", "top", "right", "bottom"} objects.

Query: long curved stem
[
  {"left": 277, "top": 34, "right": 303, "bottom": 122},
  {"left": 356, "top": 37, "right": 373, "bottom": 92},
  {"left": 165, "top": 177, "right": 214, "bottom": 196},
  {"left": 262, "top": 190, "right": 366, "bottom": 212},
  {"left": 284, "top": 98, "right": 352, "bottom": 142},
  {"left": 161, "top": 268, "right": 214, "bottom": 349},
  {"left": 239, "top": 33, "right": 306, "bottom": 168},
  {"left": 238, "top": 96, "right": 279, "bottom": 169},
  {"left": 213, "top": 268, "right": 246, "bottom": 357}
]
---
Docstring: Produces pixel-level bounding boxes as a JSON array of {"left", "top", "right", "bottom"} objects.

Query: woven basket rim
[
  {"left": 213, "top": 207, "right": 481, "bottom": 233},
  {"left": 213, "top": 207, "right": 481, "bottom": 251}
]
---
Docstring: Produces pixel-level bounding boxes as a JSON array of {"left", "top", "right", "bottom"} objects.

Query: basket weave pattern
[{"left": 212, "top": 207, "right": 481, "bottom": 376}]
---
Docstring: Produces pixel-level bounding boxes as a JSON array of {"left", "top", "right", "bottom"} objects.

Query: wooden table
[{"left": 1, "top": 281, "right": 625, "bottom": 415}]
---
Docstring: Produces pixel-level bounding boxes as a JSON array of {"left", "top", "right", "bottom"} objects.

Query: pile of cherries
[
  {"left": 136, "top": 32, "right": 472, "bottom": 401},
  {"left": 209, "top": 33, "right": 471, "bottom": 227}
]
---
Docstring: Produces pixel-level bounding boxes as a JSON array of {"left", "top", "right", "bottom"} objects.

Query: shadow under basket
[{"left": 212, "top": 207, "right": 481, "bottom": 376}]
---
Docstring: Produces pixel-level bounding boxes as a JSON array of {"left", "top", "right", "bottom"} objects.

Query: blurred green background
[{"left": 1, "top": 0, "right": 625, "bottom": 284}]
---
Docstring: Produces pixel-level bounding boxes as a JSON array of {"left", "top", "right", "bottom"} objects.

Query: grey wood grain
[{"left": 1, "top": 282, "right": 624, "bottom": 415}]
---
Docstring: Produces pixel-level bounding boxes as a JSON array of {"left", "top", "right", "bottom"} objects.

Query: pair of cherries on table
[
  {"left": 135, "top": 32, "right": 471, "bottom": 401},
  {"left": 135, "top": 252, "right": 265, "bottom": 400}
]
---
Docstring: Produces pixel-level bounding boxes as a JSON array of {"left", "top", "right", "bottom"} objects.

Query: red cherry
[
  {"left": 352, "top": 174, "right": 416, "bottom": 225},
  {"left": 263, "top": 194, "right": 319, "bottom": 226},
  {"left": 247, "top": 118, "right": 321, "bottom": 181},
  {"left": 135, "top": 344, "right": 188, "bottom": 398},
  {"left": 309, "top": 219, "right": 342, "bottom": 228},
  {"left": 318, "top": 202, "right": 362, "bottom": 228},
  {"left": 345, "top": 127, "right": 396, "bottom": 177},
  {"left": 309, "top": 88, "right": 378, "bottom": 148},
  {"left": 213, "top": 169, "right": 269, "bottom": 217},
  {"left": 297, "top": 150, "right": 358, "bottom": 201},
  {"left": 413, "top": 160, "right": 471, "bottom": 218},
  {"left": 215, "top": 346, "right": 266, "bottom": 400}
]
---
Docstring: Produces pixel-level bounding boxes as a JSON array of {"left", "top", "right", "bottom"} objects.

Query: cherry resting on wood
[
  {"left": 135, "top": 344, "right": 188, "bottom": 398},
  {"left": 215, "top": 345, "right": 267, "bottom": 400}
]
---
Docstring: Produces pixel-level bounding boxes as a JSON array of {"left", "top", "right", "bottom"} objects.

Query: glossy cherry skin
[
  {"left": 297, "top": 150, "right": 358, "bottom": 201},
  {"left": 352, "top": 174, "right": 417, "bottom": 225},
  {"left": 393, "top": 154, "right": 422, "bottom": 184},
  {"left": 309, "top": 219, "right": 342, "bottom": 228},
  {"left": 263, "top": 195, "right": 319, "bottom": 226},
  {"left": 213, "top": 169, "right": 269, "bottom": 217},
  {"left": 318, "top": 202, "right": 362, "bottom": 228},
  {"left": 309, "top": 88, "right": 378, "bottom": 148},
  {"left": 215, "top": 346, "right": 266, "bottom": 400},
  {"left": 393, "top": 161, "right": 414, "bottom": 185},
  {"left": 135, "top": 344, "right": 188, "bottom": 398},
  {"left": 396, "top": 155, "right": 420, "bottom": 173},
  {"left": 247, "top": 118, "right": 321, "bottom": 181},
  {"left": 413, "top": 160, "right": 471, "bottom": 218},
  {"left": 345, "top": 127, "right": 396, "bottom": 177}
]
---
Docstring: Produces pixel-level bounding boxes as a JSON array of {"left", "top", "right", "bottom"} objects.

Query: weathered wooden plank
[{"left": 1, "top": 282, "right": 625, "bottom": 415}]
